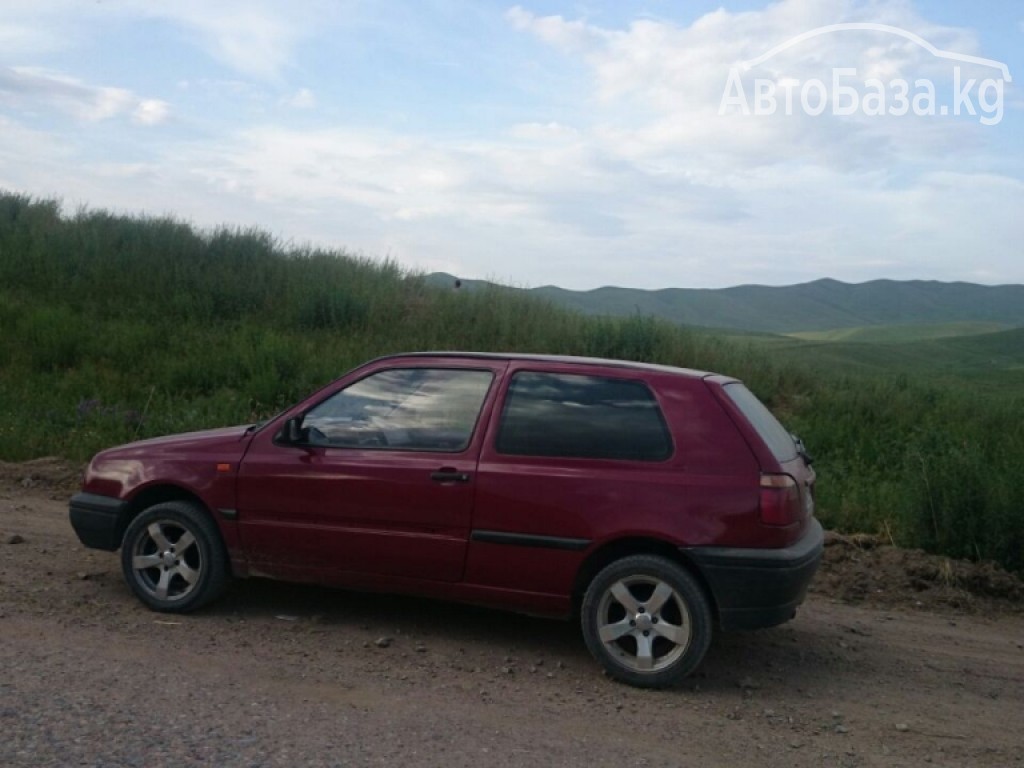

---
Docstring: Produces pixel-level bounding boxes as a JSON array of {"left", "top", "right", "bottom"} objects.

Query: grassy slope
[
  {"left": 788, "top": 321, "right": 1010, "bottom": 343},
  {"left": 429, "top": 272, "right": 1024, "bottom": 334},
  {"left": 3, "top": 194, "right": 1023, "bottom": 572},
  {"left": 730, "top": 327, "right": 1024, "bottom": 396}
]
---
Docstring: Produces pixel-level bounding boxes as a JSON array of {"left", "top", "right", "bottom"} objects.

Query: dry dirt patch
[{"left": 2, "top": 464, "right": 1023, "bottom": 767}]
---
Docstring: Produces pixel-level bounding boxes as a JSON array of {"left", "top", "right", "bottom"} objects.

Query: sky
[{"left": 0, "top": 0, "right": 1021, "bottom": 290}]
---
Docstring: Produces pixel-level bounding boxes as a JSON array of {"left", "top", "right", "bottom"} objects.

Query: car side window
[
  {"left": 495, "top": 371, "right": 673, "bottom": 461},
  {"left": 303, "top": 368, "right": 493, "bottom": 452}
]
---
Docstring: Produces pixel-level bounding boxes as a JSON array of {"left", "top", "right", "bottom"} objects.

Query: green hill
[
  {"left": 2, "top": 193, "right": 1022, "bottom": 572},
  {"left": 428, "top": 273, "right": 1024, "bottom": 334},
  {"left": 788, "top": 321, "right": 1010, "bottom": 343},
  {"left": 731, "top": 326, "right": 1024, "bottom": 395}
]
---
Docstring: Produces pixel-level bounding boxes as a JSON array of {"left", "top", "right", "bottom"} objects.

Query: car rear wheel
[
  {"left": 120, "top": 501, "right": 228, "bottom": 613},
  {"left": 581, "top": 555, "right": 712, "bottom": 688}
]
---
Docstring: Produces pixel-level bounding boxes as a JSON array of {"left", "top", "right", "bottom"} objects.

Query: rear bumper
[
  {"left": 683, "top": 519, "right": 824, "bottom": 631},
  {"left": 69, "top": 492, "right": 126, "bottom": 551}
]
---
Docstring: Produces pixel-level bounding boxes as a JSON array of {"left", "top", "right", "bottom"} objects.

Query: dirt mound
[
  {"left": 0, "top": 457, "right": 83, "bottom": 496},
  {"left": 812, "top": 530, "right": 1023, "bottom": 612}
]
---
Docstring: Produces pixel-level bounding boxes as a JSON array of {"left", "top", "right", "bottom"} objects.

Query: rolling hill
[
  {"left": 738, "top": 326, "right": 1024, "bottom": 390},
  {"left": 786, "top": 321, "right": 1010, "bottom": 343},
  {"left": 427, "top": 273, "right": 1024, "bottom": 334}
]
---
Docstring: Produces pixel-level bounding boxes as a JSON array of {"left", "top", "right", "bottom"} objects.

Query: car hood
[
  {"left": 97, "top": 425, "right": 253, "bottom": 456},
  {"left": 81, "top": 425, "right": 255, "bottom": 499}
]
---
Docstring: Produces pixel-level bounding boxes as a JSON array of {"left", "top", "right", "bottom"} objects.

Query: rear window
[
  {"left": 723, "top": 383, "right": 797, "bottom": 462},
  {"left": 496, "top": 372, "right": 673, "bottom": 461}
]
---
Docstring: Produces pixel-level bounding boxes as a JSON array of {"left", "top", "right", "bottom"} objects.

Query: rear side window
[
  {"left": 496, "top": 372, "right": 672, "bottom": 461},
  {"left": 723, "top": 383, "right": 796, "bottom": 461}
]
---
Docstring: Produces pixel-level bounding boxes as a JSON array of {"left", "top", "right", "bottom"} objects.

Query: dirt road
[{"left": 2, "top": 465, "right": 1023, "bottom": 767}]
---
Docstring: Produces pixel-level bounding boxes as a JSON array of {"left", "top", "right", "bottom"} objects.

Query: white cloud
[
  {"left": 184, "top": 78, "right": 268, "bottom": 102},
  {"left": 85, "top": 162, "right": 162, "bottom": 181},
  {"left": 110, "top": 119, "right": 1005, "bottom": 287},
  {"left": 466, "top": 0, "right": 1022, "bottom": 286},
  {"left": 284, "top": 87, "right": 316, "bottom": 109},
  {"left": 149, "top": 1, "right": 316, "bottom": 79},
  {"left": 508, "top": 0, "right": 994, "bottom": 169},
  {"left": 133, "top": 99, "right": 170, "bottom": 125},
  {"left": 0, "top": 66, "right": 167, "bottom": 124},
  {"left": 0, "top": 114, "right": 73, "bottom": 170},
  {"left": 508, "top": 121, "right": 579, "bottom": 141},
  {"left": 0, "top": 0, "right": 1020, "bottom": 289},
  {"left": 505, "top": 6, "right": 599, "bottom": 52},
  {"left": 0, "top": 0, "right": 337, "bottom": 79},
  {"left": 1, "top": 105, "right": 1020, "bottom": 288},
  {"left": 0, "top": 23, "right": 63, "bottom": 55}
]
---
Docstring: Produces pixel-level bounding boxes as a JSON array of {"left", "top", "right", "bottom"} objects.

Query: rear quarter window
[
  {"left": 496, "top": 371, "right": 673, "bottom": 461},
  {"left": 723, "top": 383, "right": 797, "bottom": 462}
]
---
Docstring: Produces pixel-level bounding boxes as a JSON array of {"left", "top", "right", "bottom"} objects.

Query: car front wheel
[
  {"left": 581, "top": 555, "right": 712, "bottom": 688},
  {"left": 120, "top": 501, "right": 228, "bottom": 612}
]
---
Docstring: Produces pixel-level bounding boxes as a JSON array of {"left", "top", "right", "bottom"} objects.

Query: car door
[
  {"left": 236, "top": 359, "right": 507, "bottom": 583},
  {"left": 466, "top": 362, "right": 685, "bottom": 596}
]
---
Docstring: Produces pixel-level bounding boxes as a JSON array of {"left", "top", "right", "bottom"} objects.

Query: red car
[{"left": 70, "top": 353, "right": 822, "bottom": 688}]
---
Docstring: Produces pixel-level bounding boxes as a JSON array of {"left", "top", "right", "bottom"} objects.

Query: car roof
[{"left": 376, "top": 351, "right": 720, "bottom": 380}]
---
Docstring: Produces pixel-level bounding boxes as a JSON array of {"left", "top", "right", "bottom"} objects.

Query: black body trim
[
  {"left": 683, "top": 519, "right": 824, "bottom": 631},
  {"left": 69, "top": 492, "right": 128, "bottom": 551},
  {"left": 471, "top": 530, "right": 591, "bottom": 552},
  {"left": 218, "top": 508, "right": 238, "bottom": 519}
]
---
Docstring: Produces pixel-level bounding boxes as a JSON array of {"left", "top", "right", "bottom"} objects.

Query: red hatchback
[{"left": 70, "top": 353, "right": 822, "bottom": 688}]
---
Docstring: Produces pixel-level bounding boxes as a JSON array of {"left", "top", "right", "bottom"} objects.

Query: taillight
[{"left": 759, "top": 474, "right": 801, "bottom": 526}]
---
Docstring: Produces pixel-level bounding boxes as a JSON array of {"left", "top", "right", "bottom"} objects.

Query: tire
[
  {"left": 120, "top": 501, "right": 229, "bottom": 613},
  {"left": 581, "top": 554, "right": 712, "bottom": 688}
]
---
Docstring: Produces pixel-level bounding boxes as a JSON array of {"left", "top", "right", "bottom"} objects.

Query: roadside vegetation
[{"left": 1, "top": 192, "right": 1021, "bottom": 572}]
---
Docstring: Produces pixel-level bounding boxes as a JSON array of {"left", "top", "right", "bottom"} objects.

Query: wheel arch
[
  {"left": 571, "top": 537, "right": 719, "bottom": 623},
  {"left": 117, "top": 484, "right": 215, "bottom": 547}
]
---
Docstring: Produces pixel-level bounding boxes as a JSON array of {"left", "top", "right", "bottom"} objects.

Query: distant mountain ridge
[{"left": 425, "top": 274, "right": 1024, "bottom": 334}]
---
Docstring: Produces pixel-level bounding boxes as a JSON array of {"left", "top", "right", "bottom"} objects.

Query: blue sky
[{"left": 0, "top": 0, "right": 1021, "bottom": 289}]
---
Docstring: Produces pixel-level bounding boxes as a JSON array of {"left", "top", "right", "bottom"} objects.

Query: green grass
[
  {"left": 2, "top": 192, "right": 1022, "bottom": 573},
  {"left": 787, "top": 321, "right": 1010, "bottom": 343},
  {"left": 730, "top": 327, "right": 1024, "bottom": 396}
]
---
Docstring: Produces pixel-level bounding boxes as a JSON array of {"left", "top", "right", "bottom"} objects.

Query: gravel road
[{"left": 2, "top": 466, "right": 1023, "bottom": 768}]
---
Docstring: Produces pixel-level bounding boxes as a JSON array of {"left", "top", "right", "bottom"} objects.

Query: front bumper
[
  {"left": 69, "top": 492, "right": 127, "bottom": 551},
  {"left": 683, "top": 518, "right": 824, "bottom": 631}
]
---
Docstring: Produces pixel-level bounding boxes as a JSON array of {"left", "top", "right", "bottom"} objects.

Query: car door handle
[{"left": 431, "top": 469, "right": 470, "bottom": 484}]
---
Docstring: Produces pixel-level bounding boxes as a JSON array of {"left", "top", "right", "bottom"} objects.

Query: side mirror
[{"left": 279, "top": 416, "right": 304, "bottom": 445}]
